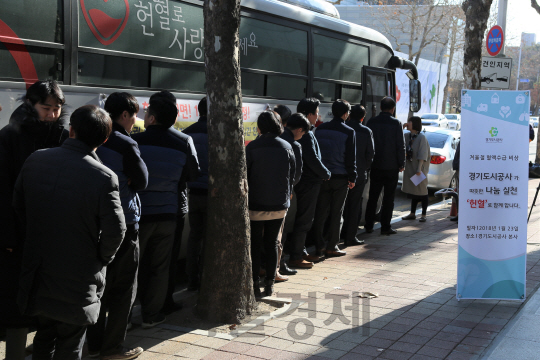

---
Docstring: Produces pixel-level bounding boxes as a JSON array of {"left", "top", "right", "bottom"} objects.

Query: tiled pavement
[{"left": 84, "top": 179, "right": 540, "bottom": 360}]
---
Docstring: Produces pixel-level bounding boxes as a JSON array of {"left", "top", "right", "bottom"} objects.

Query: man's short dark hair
[
  {"left": 257, "top": 110, "right": 283, "bottom": 135},
  {"left": 70, "top": 105, "right": 112, "bottom": 149},
  {"left": 274, "top": 105, "right": 292, "bottom": 125},
  {"left": 25, "top": 80, "right": 65, "bottom": 106},
  {"left": 104, "top": 92, "right": 139, "bottom": 121},
  {"left": 297, "top": 98, "right": 320, "bottom": 117},
  {"left": 198, "top": 96, "right": 207, "bottom": 116},
  {"left": 381, "top": 97, "right": 396, "bottom": 111},
  {"left": 286, "top": 113, "right": 310, "bottom": 133},
  {"left": 350, "top": 104, "right": 366, "bottom": 121},
  {"left": 332, "top": 99, "right": 351, "bottom": 118},
  {"left": 149, "top": 92, "right": 178, "bottom": 128},
  {"left": 150, "top": 90, "right": 176, "bottom": 104},
  {"left": 409, "top": 116, "right": 422, "bottom": 132}
]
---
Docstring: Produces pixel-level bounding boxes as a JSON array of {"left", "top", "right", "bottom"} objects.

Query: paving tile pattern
[{"left": 74, "top": 179, "right": 540, "bottom": 360}]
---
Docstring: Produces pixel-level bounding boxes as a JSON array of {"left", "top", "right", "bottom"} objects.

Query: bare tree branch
[{"left": 532, "top": 0, "right": 540, "bottom": 14}]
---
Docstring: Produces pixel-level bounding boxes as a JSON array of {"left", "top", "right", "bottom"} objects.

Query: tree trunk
[
  {"left": 462, "top": 0, "right": 494, "bottom": 89},
  {"left": 198, "top": 0, "right": 256, "bottom": 323},
  {"left": 442, "top": 20, "right": 458, "bottom": 114}
]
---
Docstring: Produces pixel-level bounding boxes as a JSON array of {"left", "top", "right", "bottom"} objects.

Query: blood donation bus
[{"left": 0, "top": 0, "right": 420, "bottom": 133}]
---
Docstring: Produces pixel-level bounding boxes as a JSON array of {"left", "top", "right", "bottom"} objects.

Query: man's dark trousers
[
  {"left": 313, "top": 177, "right": 349, "bottom": 251},
  {"left": 288, "top": 180, "right": 321, "bottom": 261},
  {"left": 87, "top": 227, "right": 139, "bottom": 356},
  {"left": 365, "top": 168, "right": 399, "bottom": 231},
  {"left": 32, "top": 316, "right": 87, "bottom": 360},
  {"left": 186, "top": 193, "right": 208, "bottom": 288},
  {"left": 138, "top": 220, "right": 176, "bottom": 322},
  {"left": 164, "top": 212, "right": 186, "bottom": 308},
  {"left": 341, "top": 171, "right": 367, "bottom": 242}
]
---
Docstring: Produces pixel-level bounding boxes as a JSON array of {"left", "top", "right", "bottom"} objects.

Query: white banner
[
  {"left": 394, "top": 51, "right": 448, "bottom": 122},
  {"left": 130, "top": 96, "right": 269, "bottom": 143},
  {"left": 458, "top": 90, "right": 529, "bottom": 300}
]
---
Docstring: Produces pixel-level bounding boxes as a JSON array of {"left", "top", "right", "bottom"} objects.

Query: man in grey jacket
[{"left": 13, "top": 105, "right": 126, "bottom": 360}]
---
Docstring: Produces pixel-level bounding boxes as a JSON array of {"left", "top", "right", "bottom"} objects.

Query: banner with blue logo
[{"left": 458, "top": 90, "right": 529, "bottom": 300}]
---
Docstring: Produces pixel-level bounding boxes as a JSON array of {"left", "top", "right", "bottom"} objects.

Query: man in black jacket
[
  {"left": 313, "top": 99, "right": 356, "bottom": 257},
  {"left": 183, "top": 97, "right": 209, "bottom": 291},
  {"left": 278, "top": 112, "right": 310, "bottom": 277},
  {"left": 342, "top": 105, "right": 374, "bottom": 246},
  {"left": 364, "top": 97, "right": 405, "bottom": 235},
  {"left": 14, "top": 105, "right": 126, "bottom": 360},
  {"left": 0, "top": 80, "right": 68, "bottom": 360},
  {"left": 88, "top": 93, "right": 148, "bottom": 359},
  {"left": 287, "top": 98, "right": 331, "bottom": 268}
]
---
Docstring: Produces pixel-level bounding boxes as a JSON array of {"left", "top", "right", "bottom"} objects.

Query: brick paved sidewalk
[{"left": 84, "top": 179, "right": 540, "bottom": 360}]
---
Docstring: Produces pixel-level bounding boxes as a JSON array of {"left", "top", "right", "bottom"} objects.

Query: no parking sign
[{"left": 486, "top": 25, "right": 504, "bottom": 56}]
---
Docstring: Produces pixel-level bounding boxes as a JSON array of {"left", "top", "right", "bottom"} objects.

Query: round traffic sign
[{"left": 486, "top": 25, "right": 504, "bottom": 56}]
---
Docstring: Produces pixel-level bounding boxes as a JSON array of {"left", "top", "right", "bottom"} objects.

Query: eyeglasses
[{"left": 144, "top": 107, "right": 150, "bottom": 114}]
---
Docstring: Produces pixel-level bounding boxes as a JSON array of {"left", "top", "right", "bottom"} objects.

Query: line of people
[
  {"left": 0, "top": 79, "right": 418, "bottom": 360},
  {"left": 0, "top": 82, "right": 205, "bottom": 360}
]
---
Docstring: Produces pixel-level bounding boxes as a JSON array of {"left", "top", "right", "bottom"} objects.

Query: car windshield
[
  {"left": 421, "top": 114, "right": 439, "bottom": 119},
  {"left": 445, "top": 115, "right": 457, "bottom": 119},
  {"left": 424, "top": 132, "right": 449, "bottom": 149}
]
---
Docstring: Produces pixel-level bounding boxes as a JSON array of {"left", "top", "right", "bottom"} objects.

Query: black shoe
[
  {"left": 345, "top": 238, "right": 365, "bottom": 246},
  {"left": 254, "top": 279, "right": 262, "bottom": 298},
  {"left": 364, "top": 228, "right": 373, "bottom": 234},
  {"left": 162, "top": 301, "right": 183, "bottom": 315},
  {"left": 280, "top": 262, "right": 297, "bottom": 275},
  {"left": 450, "top": 216, "right": 458, "bottom": 221},
  {"left": 380, "top": 228, "right": 397, "bottom": 236},
  {"left": 142, "top": 313, "right": 166, "bottom": 329},
  {"left": 187, "top": 281, "right": 199, "bottom": 291},
  {"left": 264, "top": 279, "right": 274, "bottom": 297}
]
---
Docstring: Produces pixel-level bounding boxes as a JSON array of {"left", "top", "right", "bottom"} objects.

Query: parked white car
[
  {"left": 531, "top": 116, "right": 539, "bottom": 128},
  {"left": 420, "top": 113, "right": 449, "bottom": 128},
  {"left": 445, "top": 114, "right": 461, "bottom": 130}
]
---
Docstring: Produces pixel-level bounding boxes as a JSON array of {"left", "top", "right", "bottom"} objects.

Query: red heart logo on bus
[{"left": 80, "top": 0, "right": 129, "bottom": 46}]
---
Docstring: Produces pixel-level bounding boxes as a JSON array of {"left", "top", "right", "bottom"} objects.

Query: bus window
[
  {"left": 78, "top": 0, "right": 204, "bottom": 63},
  {"left": 239, "top": 17, "right": 308, "bottom": 76},
  {"left": 312, "top": 81, "right": 338, "bottom": 102},
  {"left": 241, "top": 72, "right": 265, "bottom": 97},
  {"left": 151, "top": 62, "right": 206, "bottom": 92},
  {"left": 2, "top": 0, "right": 63, "bottom": 43},
  {"left": 242, "top": 72, "right": 306, "bottom": 100},
  {"left": 266, "top": 76, "right": 306, "bottom": 99},
  {"left": 0, "top": 46, "right": 63, "bottom": 82},
  {"left": 78, "top": 52, "right": 149, "bottom": 88},
  {"left": 363, "top": 68, "right": 389, "bottom": 122},
  {"left": 313, "top": 34, "right": 368, "bottom": 82},
  {"left": 342, "top": 85, "right": 362, "bottom": 104}
]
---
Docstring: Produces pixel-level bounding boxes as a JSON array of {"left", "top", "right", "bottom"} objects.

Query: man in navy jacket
[
  {"left": 287, "top": 98, "right": 331, "bottom": 269},
  {"left": 183, "top": 97, "right": 208, "bottom": 291},
  {"left": 132, "top": 91, "right": 199, "bottom": 327},
  {"left": 313, "top": 99, "right": 356, "bottom": 257},
  {"left": 88, "top": 93, "right": 148, "bottom": 358},
  {"left": 341, "top": 105, "right": 374, "bottom": 246}
]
